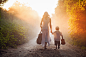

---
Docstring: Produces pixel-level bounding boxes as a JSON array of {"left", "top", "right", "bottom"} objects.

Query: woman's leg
[
  {"left": 41, "top": 30, "right": 46, "bottom": 47},
  {"left": 44, "top": 42, "right": 47, "bottom": 49}
]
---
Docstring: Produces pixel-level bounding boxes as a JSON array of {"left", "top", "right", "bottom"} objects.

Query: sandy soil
[{"left": 0, "top": 38, "right": 86, "bottom": 57}]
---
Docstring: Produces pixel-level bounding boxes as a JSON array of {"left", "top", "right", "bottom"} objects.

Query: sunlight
[
  {"left": 2, "top": 0, "right": 58, "bottom": 18},
  {"left": 2, "top": 0, "right": 16, "bottom": 10}
]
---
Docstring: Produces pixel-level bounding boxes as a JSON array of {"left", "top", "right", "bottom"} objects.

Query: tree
[
  {"left": 64, "top": 0, "right": 86, "bottom": 47},
  {"left": 0, "top": 0, "right": 8, "bottom": 6}
]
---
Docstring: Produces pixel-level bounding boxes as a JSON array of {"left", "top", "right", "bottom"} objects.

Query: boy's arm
[
  {"left": 62, "top": 35, "right": 63, "bottom": 39},
  {"left": 60, "top": 32, "right": 63, "bottom": 39},
  {"left": 52, "top": 31, "right": 55, "bottom": 35}
]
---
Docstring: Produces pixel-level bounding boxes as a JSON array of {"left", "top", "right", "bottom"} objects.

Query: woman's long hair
[{"left": 42, "top": 12, "right": 50, "bottom": 20}]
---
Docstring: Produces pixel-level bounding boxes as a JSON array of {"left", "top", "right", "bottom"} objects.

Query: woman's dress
[{"left": 41, "top": 18, "right": 51, "bottom": 47}]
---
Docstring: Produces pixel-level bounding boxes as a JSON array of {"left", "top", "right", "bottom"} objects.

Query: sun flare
[{"left": 2, "top": 0, "right": 58, "bottom": 18}]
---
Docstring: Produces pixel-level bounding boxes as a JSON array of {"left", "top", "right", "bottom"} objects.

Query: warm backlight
[{"left": 2, "top": 0, "right": 58, "bottom": 18}]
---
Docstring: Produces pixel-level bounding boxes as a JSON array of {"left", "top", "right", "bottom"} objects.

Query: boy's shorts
[{"left": 54, "top": 41, "right": 60, "bottom": 46}]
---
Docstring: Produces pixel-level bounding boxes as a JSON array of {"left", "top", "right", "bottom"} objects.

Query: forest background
[{"left": 0, "top": 0, "right": 86, "bottom": 50}]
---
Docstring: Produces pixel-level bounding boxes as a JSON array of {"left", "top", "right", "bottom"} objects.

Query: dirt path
[{"left": 0, "top": 38, "right": 86, "bottom": 57}]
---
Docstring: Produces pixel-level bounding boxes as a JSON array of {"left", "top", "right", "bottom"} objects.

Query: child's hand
[
  {"left": 51, "top": 32, "right": 53, "bottom": 34},
  {"left": 40, "top": 26, "right": 42, "bottom": 28},
  {"left": 51, "top": 30, "right": 52, "bottom": 33}
]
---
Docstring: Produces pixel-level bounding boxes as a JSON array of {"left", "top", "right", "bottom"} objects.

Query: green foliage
[
  {"left": 0, "top": 1, "right": 40, "bottom": 49},
  {"left": 81, "top": 46, "right": 86, "bottom": 50},
  {"left": 0, "top": 17, "right": 28, "bottom": 49},
  {"left": 64, "top": 0, "right": 86, "bottom": 47}
]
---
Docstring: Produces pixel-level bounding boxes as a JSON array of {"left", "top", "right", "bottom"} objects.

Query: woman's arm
[
  {"left": 40, "top": 18, "right": 43, "bottom": 28},
  {"left": 50, "top": 18, "right": 52, "bottom": 33}
]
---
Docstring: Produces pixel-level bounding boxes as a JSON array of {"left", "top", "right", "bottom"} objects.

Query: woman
[{"left": 40, "top": 12, "right": 52, "bottom": 49}]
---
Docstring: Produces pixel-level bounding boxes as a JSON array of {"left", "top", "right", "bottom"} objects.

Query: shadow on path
[{"left": 24, "top": 49, "right": 63, "bottom": 57}]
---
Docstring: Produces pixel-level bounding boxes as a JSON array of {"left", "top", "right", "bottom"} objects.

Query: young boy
[{"left": 52, "top": 26, "right": 63, "bottom": 49}]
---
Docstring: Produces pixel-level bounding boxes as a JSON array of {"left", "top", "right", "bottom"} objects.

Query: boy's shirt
[{"left": 53, "top": 30, "right": 62, "bottom": 41}]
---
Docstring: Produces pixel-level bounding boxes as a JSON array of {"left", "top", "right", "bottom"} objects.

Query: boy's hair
[{"left": 56, "top": 26, "right": 59, "bottom": 30}]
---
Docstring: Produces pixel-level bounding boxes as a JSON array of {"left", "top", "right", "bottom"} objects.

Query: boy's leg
[
  {"left": 55, "top": 41, "right": 57, "bottom": 49},
  {"left": 56, "top": 45, "right": 57, "bottom": 49},
  {"left": 58, "top": 41, "right": 60, "bottom": 49}
]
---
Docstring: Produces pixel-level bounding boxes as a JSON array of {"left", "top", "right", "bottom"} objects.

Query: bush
[{"left": 0, "top": 18, "right": 29, "bottom": 49}]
